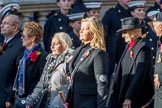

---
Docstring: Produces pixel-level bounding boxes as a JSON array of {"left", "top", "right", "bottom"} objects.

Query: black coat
[
  {"left": 69, "top": 31, "right": 81, "bottom": 49},
  {"left": 102, "top": 3, "right": 131, "bottom": 76},
  {"left": 111, "top": 39, "right": 154, "bottom": 108},
  {"left": 14, "top": 44, "right": 47, "bottom": 96},
  {"left": 147, "top": 2, "right": 162, "bottom": 13},
  {"left": 67, "top": 45, "right": 109, "bottom": 108},
  {"left": 144, "top": 26, "right": 158, "bottom": 66},
  {"left": 43, "top": 11, "right": 72, "bottom": 53},
  {"left": 0, "top": 33, "right": 24, "bottom": 107}
]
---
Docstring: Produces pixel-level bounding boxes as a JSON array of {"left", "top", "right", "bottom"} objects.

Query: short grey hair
[
  {"left": 52, "top": 32, "right": 73, "bottom": 49},
  {"left": 4, "top": 14, "right": 21, "bottom": 30}
]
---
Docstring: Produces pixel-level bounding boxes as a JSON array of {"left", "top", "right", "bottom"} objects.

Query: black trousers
[{"left": 13, "top": 95, "right": 26, "bottom": 108}]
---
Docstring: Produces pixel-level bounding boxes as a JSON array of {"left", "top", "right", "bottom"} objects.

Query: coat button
[
  {"left": 149, "top": 38, "right": 152, "bottom": 41},
  {"left": 21, "top": 100, "right": 26, "bottom": 104},
  {"left": 152, "top": 56, "right": 155, "bottom": 59},
  {"left": 151, "top": 47, "right": 154, "bottom": 50},
  {"left": 60, "top": 26, "right": 63, "bottom": 30},
  {"left": 55, "top": 13, "right": 58, "bottom": 16},
  {"left": 58, "top": 18, "right": 61, "bottom": 21}
]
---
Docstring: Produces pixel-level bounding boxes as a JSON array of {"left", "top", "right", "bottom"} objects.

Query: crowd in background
[{"left": 0, "top": 0, "right": 162, "bottom": 108}]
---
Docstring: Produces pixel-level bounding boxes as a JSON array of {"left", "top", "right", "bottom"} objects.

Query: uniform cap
[
  {"left": 127, "top": 1, "right": 146, "bottom": 11},
  {"left": 68, "top": 12, "right": 85, "bottom": 21},
  {"left": 150, "top": 12, "right": 162, "bottom": 22},
  {"left": 84, "top": 2, "right": 102, "bottom": 11},
  {"left": 0, "top": 3, "right": 20, "bottom": 17},
  {"left": 147, "top": 10, "right": 160, "bottom": 17}
]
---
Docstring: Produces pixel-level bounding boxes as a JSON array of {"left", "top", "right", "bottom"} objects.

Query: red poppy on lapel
[
  {"left": 0, "top": 44, "right": 6, "bottom": 54},
  {"left": 28, "top": 51, "right": 41, "bottom": 62},
  {"left": 80, "top": 50, "right": 90, "bottom": 61},
  {"left": 129, "top": 51, "right": 133, "bottom": 58},
  {"left": 83, "top": 51, "right": 90, "bottom": 58}
]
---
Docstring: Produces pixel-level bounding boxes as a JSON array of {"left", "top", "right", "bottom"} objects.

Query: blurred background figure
[
  {"left": 26, "top": 32, "right": 73, "bottom": 108},
  {"left": 66, "top": 16, "right": 109, "bottom": 108},
  {"left": 127, "top": 1, "right": 146, "bottom": 21},
  {"left": 68, "top": 4, "right": 85, "bottom": 49},
  {"left": 102, "top": 0, "right": 132, "bottom": 80},
  {"left": 147, "top": 0, "right": 162, "bottom": 13},
  {"left": 84, "top": 2, "right": 102, "bottom": 18},
  {"left": 0, "top": 14, "right": 23, "bottom": 108},
  {"left": 71, "top": 0, "right": 86, "bottom": 11},
  {"left": 11, "top": 21, "right": 47, "bottom": 108},
  {"left": 43, "top": 0, "right": 73, "bottom": 53},
  {"left": 0, "top": 3, "right": 20, "bottom": 44}
]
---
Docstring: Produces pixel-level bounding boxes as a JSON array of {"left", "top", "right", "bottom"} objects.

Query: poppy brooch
[{"left": 28, "top": 51, "right": 41, "bottom": 62}]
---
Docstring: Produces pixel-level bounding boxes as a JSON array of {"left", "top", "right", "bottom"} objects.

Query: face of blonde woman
[
  {"left": 79, "top": 21, "right": 94, "bottom": 44},
  {"left": 51, "top": 36, "right": 66, "bottom": 57}
]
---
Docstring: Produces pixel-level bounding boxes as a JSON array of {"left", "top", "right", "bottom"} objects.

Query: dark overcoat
[
  {"left": 0, "top": 33, "right": 23, "bottom": 107},
  {"left": 102, "top": 3, "right": 131, "bottom": 76},
  {"left": 67, "top": 46, "right": 109, "bottom": 108},
  {"left": 146, "top": 2, "right": 162, "bottom": 13},
  {"left": 14, "top": 44, "right": 47, "bottom": 96},
  {"left": 111, "top": 39, "right": 154, "bottom": 108},
  {"left": 43, "top": 11, "right": 72, "bottom": 52}
]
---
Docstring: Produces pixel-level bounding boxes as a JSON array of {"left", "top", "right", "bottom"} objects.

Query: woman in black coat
[
  {"left": 11, "top": 22, "right": 47, "bottom": 108},
  {"left": 110, "top": 17, "right": 154, "bottom": 108},
  {"left": 66, "top": 16, "right": 109, "bottom": 108}
]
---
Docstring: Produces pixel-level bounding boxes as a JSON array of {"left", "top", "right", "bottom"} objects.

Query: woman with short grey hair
[{"left": 26, "top": 32, "right": 74, "bottom": 108}]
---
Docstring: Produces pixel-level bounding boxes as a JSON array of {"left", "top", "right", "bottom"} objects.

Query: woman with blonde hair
[{"left": 66, "top": 16, "right": 109, "bottom": 108}]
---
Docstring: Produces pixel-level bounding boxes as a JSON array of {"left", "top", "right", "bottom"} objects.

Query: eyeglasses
[{"left": 1, "top": 22, "right": 15, "bottom": 26}]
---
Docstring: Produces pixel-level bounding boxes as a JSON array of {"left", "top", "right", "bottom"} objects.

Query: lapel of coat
[
  {"left": 26, "top": 44, "right": 42, "bottom": 65},
  {"left": 69, "top": 47, "right": 82, "bottom": 73},
  {"left": 70, "top": 47, "right": 94, "bottom": 81}
]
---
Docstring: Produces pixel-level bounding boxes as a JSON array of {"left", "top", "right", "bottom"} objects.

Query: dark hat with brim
[{"left": 117, "top": 17, "right": 144, "bottom": 32}]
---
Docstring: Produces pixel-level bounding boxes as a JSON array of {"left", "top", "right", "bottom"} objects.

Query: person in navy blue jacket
[{"left": 43, "top": 0, "right": 73, "bottom": 53}]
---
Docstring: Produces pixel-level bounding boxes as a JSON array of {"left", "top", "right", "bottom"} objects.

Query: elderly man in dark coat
[{"left": 0, "top": 14, "right": 23, "bottom": 107}]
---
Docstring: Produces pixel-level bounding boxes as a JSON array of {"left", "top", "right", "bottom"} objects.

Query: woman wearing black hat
[{"left": 110, "top": 17, "right": 154, "bottom": 108}]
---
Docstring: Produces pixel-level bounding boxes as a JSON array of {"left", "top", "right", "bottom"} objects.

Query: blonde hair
[
  {"left": 52, "top": 32, "right": 73, "bottom": 49},
  {"left": 81, "top": 16, "right": 106, "bottom": 51},
  {"left": 23, "top": 21, "right": 43, "bottom": 43}
]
